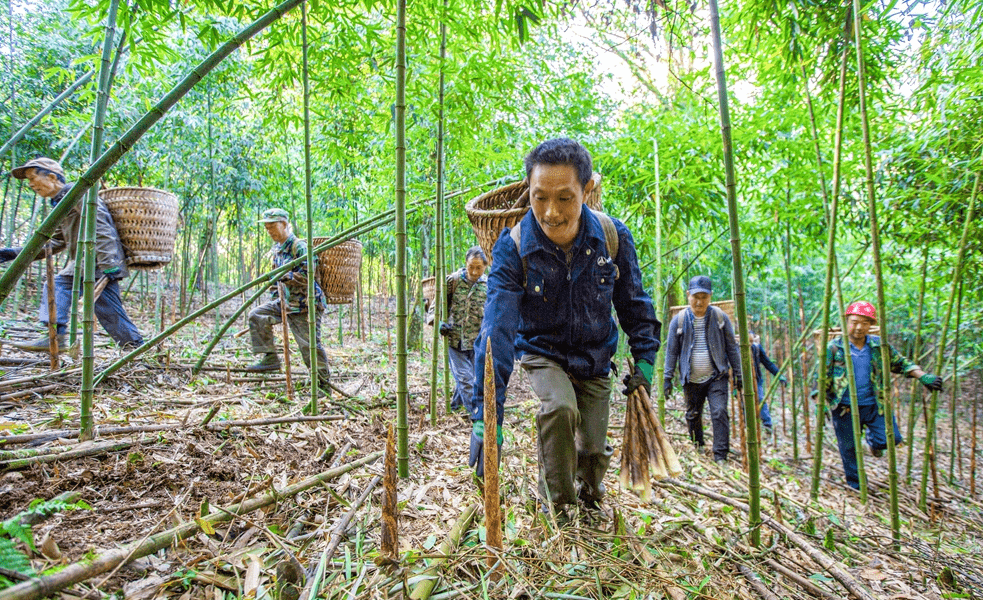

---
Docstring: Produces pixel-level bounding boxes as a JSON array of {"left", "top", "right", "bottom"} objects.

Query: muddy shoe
[
  {"left": 10, "top": 335, "right": 66, "bottom": 353},
  {"left": 246, "top": 353, "right": 281, "bottom": 372}
]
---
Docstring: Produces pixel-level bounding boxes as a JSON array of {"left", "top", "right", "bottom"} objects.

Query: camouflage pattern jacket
[
  {"left": 824, "top": 335, "right": 918, "bottom": 414},
  {"left": 445, "top": 268, "right": 487, "bottom": 351},
  {"left": 270, "top": 234, "right": 326, "bottom": 314}
]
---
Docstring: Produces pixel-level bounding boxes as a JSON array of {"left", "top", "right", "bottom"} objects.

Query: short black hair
[
  {"left": 33, "top": 167, "right": 66, "bottom": 184},
  {"left": 523, "top": 138, "right": 592, "bottom": 188},
  {"left": 465, "top": 245, "right": 488, "bottom": 265}
]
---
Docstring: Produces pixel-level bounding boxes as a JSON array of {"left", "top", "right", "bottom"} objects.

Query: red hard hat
[{"left": 845, "top": 301, "right": 876, "bottom": 323}]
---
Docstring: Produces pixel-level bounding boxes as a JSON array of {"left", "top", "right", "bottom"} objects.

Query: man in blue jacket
[
  {"left": 471, "top": 138, "right": 660, "bottom": 515},
  {"left": 663, "top": 276, "right": 742, "bottom": 464},
  {"left": 750, "top": 331, "right": 787, "bottom": 435}
]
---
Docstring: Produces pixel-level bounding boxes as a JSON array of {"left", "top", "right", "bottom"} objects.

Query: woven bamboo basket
[
  {"left": 668, "top": 299, "right": 736, "bottom": 327},
  {"left": 811, "top": 325, "right": 879, "bottom": 348},
  {"left": 465, "top": 172, "right": 603, "bottom": 260},
  {"left": 422, "top": 276, "right": 436, "bottom": 305},
  {"left": 100, "top": 187, "right": 179, "bottom": 270},
  {"left": 311, "top": 238, "right": 362, "bottom": 304}
]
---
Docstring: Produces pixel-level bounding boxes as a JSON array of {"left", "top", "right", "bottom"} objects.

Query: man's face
[
  {"left": 25, "top": 168, "right": 63, "bottom": 199},
  {"left": 529, "top": 164, "right": 592, "bottom": 250},
  {"left": 465, "top": 256, "right": 486, "bottom": 283},
  {"left": 688, "top": 291, "right": 711, "bottom": 317},
  {"left": 846, "top": 314, "right": 873, "bottom": 346},
  {"left": 264, "top": 221, "right": 289, "bottom": 243}
]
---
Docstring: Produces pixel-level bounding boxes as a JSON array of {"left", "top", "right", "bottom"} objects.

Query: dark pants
[
  {"left": 521, "top": 354, "right": 613, "bottom": 507},
  {"left": 40, "top": 273, "right": 143, "bottom": 347},
  {"left": 684, "top": 375, "right": 730, "bottom": 461},
  {"left": 448, "top": 346, "right": 475, "bottom": 412},
  {"left": 248, "top": 301, "right": 330, "bottom": 380},
  {"left": 755, "top": 376, "right": 773, "bottom": 429},
  {"left": 831, "top": 402, "right": 903, "bottom": 489}
]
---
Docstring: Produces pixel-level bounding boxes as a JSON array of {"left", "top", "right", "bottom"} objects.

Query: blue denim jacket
[
  {"left": 663, "top": 307, "right": 743, "bottom": 388},
  {"left": 472, "top": 206, "right": 661, "bottom": 425}
]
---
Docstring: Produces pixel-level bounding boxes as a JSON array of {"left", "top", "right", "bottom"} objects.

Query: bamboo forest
[{"left": 0, "top": 0, "right": 981, "bottom": 597}]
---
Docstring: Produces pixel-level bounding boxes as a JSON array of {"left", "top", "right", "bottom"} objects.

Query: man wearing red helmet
[{"left": 824, "top": 300, "right": 943, "bottom": 489}]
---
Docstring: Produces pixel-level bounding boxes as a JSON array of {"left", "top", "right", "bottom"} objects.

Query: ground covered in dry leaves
[{"left": 2, "top": 298, "right": 982, "bottom": 600}]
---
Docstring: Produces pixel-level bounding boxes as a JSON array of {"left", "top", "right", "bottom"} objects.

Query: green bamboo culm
[
  {"left": 430, "top": 0, "right": 448, "bottom": 425},
  {"left": 852, "top": 0, "right": 900, "bottom": 543},
  {"left": 0, "top": 0, "right": 308, "bottom": 309},
  {"left": 803, "top": 40, "right": 868, "bottom": 501},
  {"left": 79, "top": 0, "right": 120, "bottom": 442},
  {"left": 921, "top": 168, "right": 978, "bottom": 511},
  {"left": 301, "top": 0, "right": 319, "bottom": 415},
  {"left": 192, "top": 283, "right": 268, "bottom": 376},
  {"left": 782, "top": 224, "right": 799, "bottom": 460},
  {"left": 0, "top": 70, "right": 94, "bottom": 160},
  {"left": 653, "top": 137, "right": 665, "bottom": 423},
  {"left": 809, "top": 15, "right": 852, "bottom": 500},
  {"left": 948, "top": 279, "right": 963, "bottom": 483},
  {"left": 707, "top": 0, "right": 760, "bottom": 547},
  {"left": 394, "top": 0, "right": 410, "bottom": 478},
  {"left": 904, "top": 246, "right": 929, "bottom": 485}
]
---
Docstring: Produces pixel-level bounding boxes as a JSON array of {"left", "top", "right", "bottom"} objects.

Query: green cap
[{"left": 259, "top": 208, "right": 290, "bottom": 223}]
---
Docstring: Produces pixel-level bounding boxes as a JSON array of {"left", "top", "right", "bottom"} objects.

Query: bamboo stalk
[
  {"left": 429, "top": 0, "right": 448, "bottom": 424},
  {"left": 1, "top": 436, "right": 155, "bottom": 471},
  {"left": 409, "top": 503, "right": 480, "bottom": 600},
  {"left": 764, "top": 559, "right": 840, "bottom": 600},
  {"left": 300, "top": 0, "right": 318, "bottom": 416},
  {"left": 44, "top": 246, "right": 58, "bottom": 369},
  {"left": 0, "top": 414, "right": 345, "bottom": 446},
  {"left": 0, "top": 384, "right": 61, "bottom": 402},
  {"left": 783, "top": 223, "right": 798, "bottom": 460},
  {"left": 277, "top": 282, "right": 295, "bottom": 404},
  {"left": 483, "top": 337, "right": 502, "bottom": 576},
  {"left": 394, "top": 0, "right": 409, "bottom": 479},
  {"left": 0, "top": 70, "right": 94, "bottom": 159},
  {"left": 948, "top": 279, "right": 963, "bottom": 483},
  {"left": 904, "top": 246, "right": 930, "bottom": 485},
  {"left": 0, "top": 452, "right": 381, "bottom": 600},
  {"left": 737, "top": 564, "right": 781, "bottom": 600}
]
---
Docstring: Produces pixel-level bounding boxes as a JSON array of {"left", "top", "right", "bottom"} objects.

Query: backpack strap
[{"left": 510, "top": 209, "right": 620, "bottom": 285}]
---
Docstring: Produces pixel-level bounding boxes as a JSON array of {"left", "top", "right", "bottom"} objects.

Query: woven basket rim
[{"left": 100, "top": 186, "right": 178, "bottom": 198}]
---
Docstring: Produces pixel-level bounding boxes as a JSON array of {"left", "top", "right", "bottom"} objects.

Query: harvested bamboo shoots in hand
[{"left": 620, "top": 384, "right": 682, "bottom": 501}]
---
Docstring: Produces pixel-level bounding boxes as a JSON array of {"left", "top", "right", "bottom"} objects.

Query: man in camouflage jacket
[
  {"left": 823, "top": 301, "right": 942, "bottom": 489},
  {"left": 438, "top": 246, "right": 489, "bottom": 412},
  {"left": 246, "top": 209, "right": 330, "bottom": 390}
]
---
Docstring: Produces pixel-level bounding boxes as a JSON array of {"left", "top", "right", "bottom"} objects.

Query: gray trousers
[
  {"left": 248, "top": 301, "right": 330, "bottom": 380},
  {"left": 521, "top": 354, "right": 613, "bottom": 507},
  {"left": 448, "top": 346, "right": 475, "bottom": 412}
]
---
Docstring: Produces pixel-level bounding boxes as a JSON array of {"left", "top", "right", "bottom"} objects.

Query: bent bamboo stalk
[
  {"left": 0, "top": 451, "right": 382, "bottom": 600},
  {"left": 409, "top": 503, "right": 480, "bottom": 600}
]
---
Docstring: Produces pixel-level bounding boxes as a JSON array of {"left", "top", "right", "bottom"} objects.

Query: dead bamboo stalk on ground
[
  {"left": 0, "top": 384, "right": 61, "bottom": 402},
  {"left": 409, "top": 502, "right": 480, "bottom": 600},
  {"left": 765, "top": 558, "right": 840, "bottom": 600},
  {"left": 483, "top": 338, "right": 502, "bottom": 577},
  {"left": 658, "top": 478, "right": 877, "bottom": 600},
  {"left": 0, "top": 437, "right": 157, "bottom": 470},
  {"left": 0, "top": 451, "right": 383, "bottom": 600},
  {"left": 299, "top": 474, "right": 382, "bottom": 600},
  {"left": 277, "top": 282, "right": 294, "bottom": 403},
  {"left": 0, "top": 367, "right": 83, "bottom": 391},
  {"left": 737, "top": 563, "right": 782, "bottom": 600},
  {"left": 0, "top": 414, "right": 345, "bottom": 445},
  {"left": 45, "top": 247, "right": 59, "bottom": 369}
]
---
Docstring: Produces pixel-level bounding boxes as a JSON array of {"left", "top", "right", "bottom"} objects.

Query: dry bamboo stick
[
  {"left": 640, "top": 385, "right": 682, "bottom": 476},
  {"left": 409, "top": 503, "right": 480, "bottom": 600},
  {"left": 1, "top": 436, "right": 157, "bottom": 470},
  {"left": 0, "top": 368, "right": 82, "bottom": 391},
  {"left": 765, "top": 558, "right": 840, "bottom": 600},
  {"left": 45, "top": 247, "right": 59, "bottom": 369},
  {"left": 659, "top": 478, "right": 877, "bottom": 600},
  {"left": 0, "top": 414, "right": 345, "bottom": 445},
  {"left": 0, "top": 451, "right": 382, "bottom": 600},
  {"left": 0, "top": 384, "right": 61, "bottom": 402},
  {"left": 737, "top": 563, "right": 782, "bottom": 600},
  {"left": 298, "top": 474, "right": 382, "bottom": 600},
  {"left": 277, "top": 282, "right": 294, "bottom": 403}
]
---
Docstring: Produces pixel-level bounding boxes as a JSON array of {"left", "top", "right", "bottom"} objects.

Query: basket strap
[
  {"left": 508, "top": 224, "right": 529, "bottom": 288},
  {"left": 510, "top": 209, "right": 621, "bottom": 285}
]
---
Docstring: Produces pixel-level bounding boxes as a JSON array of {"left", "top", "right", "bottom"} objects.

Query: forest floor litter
[{"left": 1, "top": 305, "right": 982, "bottom": 600}]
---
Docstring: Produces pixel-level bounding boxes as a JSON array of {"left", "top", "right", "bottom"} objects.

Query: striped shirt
[{"left": 689, "top": 315, "right": 714, "bottom": 384}]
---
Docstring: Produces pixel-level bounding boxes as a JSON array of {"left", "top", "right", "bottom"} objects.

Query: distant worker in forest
[
  {"left": 663, "top": 276, "right": 742, "bottom": 465},
  {"left": 822, "top": 301, "right": 942, "bottom": 490},
  {"left": 472, "top": 137, "right": 661, "bottom": 517},
  {"left": 749, "top": 331, "right": 787, "bottom": 436},
  {"left": 245, "top": 208, "right": 330, "bottom": 394},
  {"left": 0, "top": 158, "right": 144, "bottom": 352},
  {"left": 437, "top": 246, "right": 489, "bottom": 413}
]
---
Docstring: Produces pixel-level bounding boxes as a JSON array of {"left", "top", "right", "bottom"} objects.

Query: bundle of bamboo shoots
[{"left": 620, "top": 379, "right": 682, "bottom": 501}]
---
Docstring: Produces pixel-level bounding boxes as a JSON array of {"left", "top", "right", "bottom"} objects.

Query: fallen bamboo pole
[
  {"left": 409, "top": 503, "right": 480, "bottom": 600},
  {"left": 0, "top": 368, "right": 83, "bottom": 391},
  {"left": 764, "top": 558, "right": 840, "bottom": 600},
  {"left": 45, "top": 247, "right": 59, "bottom": 369},
  {"left": 0, "top": 451, "right": 382, "bottom": 600},
  {"left": 737, "top": 564, "right": 782, "bottom": 600},
  {"left": 277, "top": 282, "right": 295, "bottom": 404},
  {"left": 0, "top": 384, "right": 62, "bottom": 402},
  {"left": 658, "top": 479, "right": 876, "bottom": 600},
  {"left": 298, "top": 474, "right": 382, "bottom": 600},
  {"left": 0, "top": 414, "right": 345, "bottom": 445},
  {"left": 1, "top": 437, "right": 157, "bottom": 471}
]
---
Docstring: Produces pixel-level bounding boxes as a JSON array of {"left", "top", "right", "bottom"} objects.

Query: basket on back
[
  {"left": 465, "top": 172, "right": 603, "bottom": 260},
  {"left": 311, "top": 238, "right": 362, "bottom": 305},
  {"left": 422, "top": 276, "right": 436, "bottom": 305},
  {"left": 100, "top": 187, "right": 179, "bottom": 270},
  {"left": 668, "top": 299, "right": 736, "bottom": 327}
]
